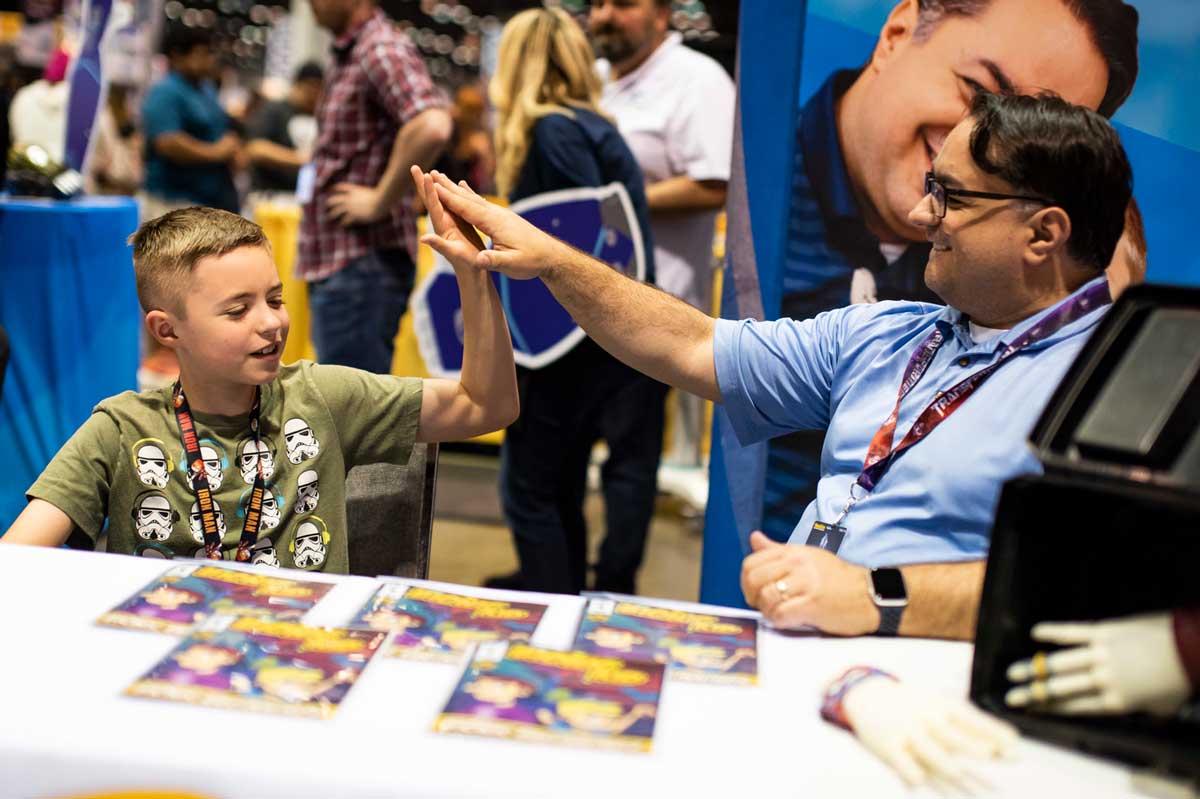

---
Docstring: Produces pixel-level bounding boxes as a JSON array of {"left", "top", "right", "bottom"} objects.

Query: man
[
  {"left": 243, "top": 62, "right": 324, "bottom": 197},
  {"left": 590, "top": 0, "right": 733, "bottom": 476},
  {"left": 299, "top": 0, "right": 452, "bottom": 374},
  {"left": 759, "top": 0, "right": 1140, "bottom": 542},
  {"left": 413, "top": 90, "right": 1132, "bottom": 640},
  {"left": 141, "top": 26, "right": 239, "bottom": 216}
]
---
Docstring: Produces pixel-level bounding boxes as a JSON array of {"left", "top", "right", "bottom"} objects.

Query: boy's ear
[{"left": 146, "top": 310, "right": 180, "bottom": 350}]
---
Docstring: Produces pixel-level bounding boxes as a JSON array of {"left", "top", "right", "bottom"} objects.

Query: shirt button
[{"left": 958, "top": 356, "right": 970, "bottom": 367}]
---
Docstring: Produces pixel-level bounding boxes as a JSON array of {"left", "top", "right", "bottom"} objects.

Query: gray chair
[{"left": 345, "top": 443, "right": 439, "bottom": 579}]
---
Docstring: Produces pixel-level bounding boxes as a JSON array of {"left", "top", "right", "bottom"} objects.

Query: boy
[{"left": 2, "top": 168, "right": 517, "bottom": 571}]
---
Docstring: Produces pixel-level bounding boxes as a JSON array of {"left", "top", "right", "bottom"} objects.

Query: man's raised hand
[{"left": 419, "top": 169, "right": 567, "bottom": 280}]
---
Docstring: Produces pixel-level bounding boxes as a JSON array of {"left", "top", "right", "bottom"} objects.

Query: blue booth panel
[{"left": 0, "top": 196, "right": 140, "bottom": 529}]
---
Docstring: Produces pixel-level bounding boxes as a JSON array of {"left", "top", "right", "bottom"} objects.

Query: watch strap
[{"left": 876, "top": 604, "right": 904, "bottom": 636}]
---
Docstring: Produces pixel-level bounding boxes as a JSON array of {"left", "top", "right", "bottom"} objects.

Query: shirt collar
[
  {"left": 941, "top": 275, "right": 1112, "bottom": 353},
  {"left": 606, "top": 31, "right": 683, "bottom": 91},
  {"left": 332, "top": 8, "right": 382, "bottom": 59}
]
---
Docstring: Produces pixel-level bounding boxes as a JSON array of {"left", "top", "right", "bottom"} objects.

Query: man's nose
[{"left": 908, "top": 192, "right": 939, "bottom": 231}]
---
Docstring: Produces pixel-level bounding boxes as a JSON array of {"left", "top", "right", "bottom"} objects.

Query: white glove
[
  {"left": 841, "top": 675, "right": 1018, "bottom": 791},
  {"left": 1006, "top": 612, "right": 1191, "bottom": 717}
]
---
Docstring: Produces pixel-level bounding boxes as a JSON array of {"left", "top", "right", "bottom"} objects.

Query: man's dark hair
[
  {"left": 914, "top": 0, "right": 1139, "bottom": 118},
  {"left": 161, "top": 25, "right": 214, "bottom": 59},
  {"left": 968, "top": 91, "right": 1132, "bottom": 273},
  {"left": 294, "top": 61, "right": 324, "bottom": 84}
]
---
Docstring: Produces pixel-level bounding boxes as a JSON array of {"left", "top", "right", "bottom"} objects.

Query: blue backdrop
[
  {"left": 0, "top": 197, "right": 140, "bottom": 529},
  {"left": 701, "top": 0, "right": 1200, "bottom": 605}
]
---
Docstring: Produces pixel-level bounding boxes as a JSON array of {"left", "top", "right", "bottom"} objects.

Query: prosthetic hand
[
  {"left": 822, "top": 667, "right": 1018, "bottom": 791},
  {"left": 1005, "top": 613, "right": 1192, "bottom": 717}
]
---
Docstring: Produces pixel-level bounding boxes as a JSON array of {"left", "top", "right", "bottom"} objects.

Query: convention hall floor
[{"left": 427, "top": 449, "right": 704, "bottom": 601}]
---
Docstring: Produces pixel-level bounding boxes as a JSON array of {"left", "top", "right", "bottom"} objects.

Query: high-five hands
[
  {"left": 409, "top": 166, "right": 487, "bottom": 271},
  {"left": 409, "top": 167, "right": 568, "bottom": 280},
  {"left": 1005, "top": 613, "right": 1191, "bottom": 717}
]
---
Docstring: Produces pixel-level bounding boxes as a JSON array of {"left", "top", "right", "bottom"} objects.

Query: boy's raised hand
[
  {"left": 411, "top": 166, "right": 486, "bottom": 271},
  {"left": 418, "top": 169, "right": 567, "bottom": 281}
]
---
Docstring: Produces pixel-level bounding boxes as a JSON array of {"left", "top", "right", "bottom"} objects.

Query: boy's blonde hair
[{"left": 129, "top": 207, "right": 272, "bottom": 315}]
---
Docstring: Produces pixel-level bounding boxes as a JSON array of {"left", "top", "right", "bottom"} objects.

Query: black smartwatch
[{"left": 870, "top": 567, "right": 908, "bottom": 636}]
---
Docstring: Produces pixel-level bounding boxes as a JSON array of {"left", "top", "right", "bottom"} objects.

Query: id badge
[
  {"left": 806, "top": 520, "right": 846, "bottom": 554},
  {"left": 295, "top": 163, "right": 316, "bottom": 204}
]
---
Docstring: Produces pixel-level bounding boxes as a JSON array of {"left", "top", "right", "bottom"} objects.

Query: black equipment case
[{"left": 971, "top": 284, "right": 1200, "bottom": 780}]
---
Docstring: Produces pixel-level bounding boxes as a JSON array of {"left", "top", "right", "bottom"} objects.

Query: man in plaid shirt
[{"left": 301, "top": 0, "right": 451, "bottom": 373}]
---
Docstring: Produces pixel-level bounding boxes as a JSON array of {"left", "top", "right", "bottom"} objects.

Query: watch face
[{"left": 871, "top": 568, "right": 906, "bottom": 602}]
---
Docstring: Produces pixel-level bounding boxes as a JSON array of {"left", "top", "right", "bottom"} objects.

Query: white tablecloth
[{"left": 0, "top": 545, "right": 1154, "bottom": 798}]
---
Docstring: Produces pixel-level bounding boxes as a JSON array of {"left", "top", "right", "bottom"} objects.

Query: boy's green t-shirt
[{"left": 28, "top": 361, "right": 423, "bottom": 573}]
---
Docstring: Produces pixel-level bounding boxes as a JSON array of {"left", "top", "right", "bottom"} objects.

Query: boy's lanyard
[
  {"left": 172, "top": 384, "right": 267, "bottom": 562},
  {"left": 822, "top": 281, "right": 1111, "bottom": 536}
]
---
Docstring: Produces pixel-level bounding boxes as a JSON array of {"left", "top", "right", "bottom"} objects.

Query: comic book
[
  {"left": 97, "top": 563, "right": 335, "bottom": 635},
  {"left": 572, "top": 596, "right": 758, "bottom": 685},
  {"left": 125, "top": 615, "right": 386, "bottom": 719},
  {"left": 434, "top": 642, "right": 664, "bottom": 752},
  {"left": 345, "top": 583, "right": 549, "bottom": 662}
]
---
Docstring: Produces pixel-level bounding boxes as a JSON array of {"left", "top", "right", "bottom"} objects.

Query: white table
[{"left": 0, "top": 546, "right": 1154, "bottom": 798}]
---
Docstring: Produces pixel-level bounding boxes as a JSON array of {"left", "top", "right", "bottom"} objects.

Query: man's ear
[
  {"left": 1026, "top": 206, "right": 1072, "bottom": 265},
  {"left": 869, "top": 0, "right": 919, "bottom": 74},
  {"left": 146, "top": 310, "right": 181, "bottom": 350}
]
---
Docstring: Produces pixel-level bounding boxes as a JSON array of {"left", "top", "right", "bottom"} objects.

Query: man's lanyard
[
  {"left": 835, "top": 281, "right": 1111, "bottom": 524},
  {"left": 172, "top": 384, "right": 267, "bottom": 562}
]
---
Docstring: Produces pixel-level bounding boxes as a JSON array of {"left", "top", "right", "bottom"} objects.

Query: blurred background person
[
  {"left": 431, "top": 83, "right": 495, "bottom": 197},
  {"left": 140, "top": 25, "right": 240, "bottom": 218},
  {"left": 7, "top": 45, "right": 70, "bottom": 165},
  {"left": 299, "top": 0, "right": 451, "bottom": 374},
  {"left": 485, "top": 7, "right": 665, "bottom": 596},
  {"left": 590, "top": 0, "right": 734, "bottom": 476},
  {"left": 242, "top": 60, "right": 323, "bottom": 200},
  {"left": 85, "top": 84, "right": 143, "bottom": 196}
]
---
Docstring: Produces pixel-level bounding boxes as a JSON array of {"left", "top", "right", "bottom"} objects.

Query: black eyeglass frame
[{"left": 923, "top": 171, "right": 1051, "bottom": 219}]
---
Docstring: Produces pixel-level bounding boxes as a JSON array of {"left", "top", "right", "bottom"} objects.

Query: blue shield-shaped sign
[{"left": 412, "top": 182, "right": 646, "bottom": 375}]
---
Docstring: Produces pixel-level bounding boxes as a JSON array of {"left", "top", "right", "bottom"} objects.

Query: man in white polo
[{"left": 590, "top": 0, "right": 735, "bottom": 477}]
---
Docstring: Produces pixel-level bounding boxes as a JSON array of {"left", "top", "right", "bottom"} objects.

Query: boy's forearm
[
  {"left": 1, "top": 499, "right": 75, "bottom": 547},
  {"left": 456, "top": 266, "right": 518, "bottom": 430},
  {"left": 542, "top": 245, "right": 720, "bottom": 401}
]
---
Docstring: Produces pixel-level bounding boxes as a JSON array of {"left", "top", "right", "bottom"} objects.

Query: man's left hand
[
  {"left": 741, "top": 531, "right": 881, "bottom": 636},
  {"left": 327, "top": 182, "right": 388, "bottom": 226}
]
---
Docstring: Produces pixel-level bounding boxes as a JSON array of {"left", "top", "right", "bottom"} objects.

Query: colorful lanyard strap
[
  {"left": 172, "top": 384, "right": 267, "bottom": 562},
  {"left": 854, "top": 281, "right": 1111, "bottom": 498}
]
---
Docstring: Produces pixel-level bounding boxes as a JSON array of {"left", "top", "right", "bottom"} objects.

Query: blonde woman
[{"left": 486, "top": 8, "right": 667, "bottom": 597}]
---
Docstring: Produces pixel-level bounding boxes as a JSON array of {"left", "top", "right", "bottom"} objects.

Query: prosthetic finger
[
  {"left": 947, "top": 705, "right": 1019, "bottom": 755},
  {"left": 880, "top": 743, "right": 927, "bottom": 787},
  {"left": 1007, "top": 645, "right": 1093, "bottom": 683},
  {"left": 928, "top": 717, "right": 995, "bottom": 759},
  {"left": 1030, "top": 622, "right": 1096, "bottom": 646},
  {"left": 1039, "top": 693, "right": 1113, "bottom": 715},
  {"left": 908, "top": 735, "right": 969, "bottom": 792}
]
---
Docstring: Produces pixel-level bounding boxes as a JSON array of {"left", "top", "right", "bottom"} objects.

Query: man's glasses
[{"left": 924, "top": 172, "right": 1050, "bottom": 219}]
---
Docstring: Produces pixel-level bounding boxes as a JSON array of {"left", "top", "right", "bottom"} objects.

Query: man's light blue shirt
[{"left": 713, "top": 276, "right": 1110, "bottom": 567}]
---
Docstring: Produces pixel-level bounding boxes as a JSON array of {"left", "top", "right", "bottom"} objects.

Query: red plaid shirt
[{"left": 298, "top": 9, "right": 444, "bottom": 281}]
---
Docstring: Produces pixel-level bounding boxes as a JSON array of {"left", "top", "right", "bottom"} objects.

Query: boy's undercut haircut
[{"left": 129, "top": 207, "right": 271, "bottom": 315}]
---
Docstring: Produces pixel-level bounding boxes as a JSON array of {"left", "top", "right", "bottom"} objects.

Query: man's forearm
[
  {"left": 376, "top": 108, "right": 452, "bottom": 211},
  {"left": 154, "top": 132, "right": 226, "bottom": 165},
  {"left": 897, "top": 560, "right": 987, "bottom": 640},
  {"left": 245, "top": 139, "right": 307, "bottom": 171},
  {"left": 541, "top": 243, "right": 720, "bottom": 401},
  {"left": 645, "top": 176, "right": 727, "bottom": 213}
]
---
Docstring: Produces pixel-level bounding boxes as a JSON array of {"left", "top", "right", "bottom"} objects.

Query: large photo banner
[{"left": 702, "top": 0, "right": 1200, "bottom": 605}]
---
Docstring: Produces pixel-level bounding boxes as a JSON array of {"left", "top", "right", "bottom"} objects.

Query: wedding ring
[
  {"left": 774, "top": 579, "right": 790, "bottom": 599},
  {"left": 1031, "top": 651, "right": 1050, "bottom": 681}
]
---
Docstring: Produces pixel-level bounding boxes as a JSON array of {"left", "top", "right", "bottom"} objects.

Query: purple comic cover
[
  {"left": 346, "top": 584, "right": 548, "bottom": 662},
  {"left": 98, "top": 564, "right": 335, "bottom": 635},
  {"left": 573, "top": 597, "right": 758, "bottom": 685},
  {"left": 435, "top": 642, "right": 664, "bottom": 752},
  {"left": 125, "top": 615, "right": 386, "bottom": 719}
]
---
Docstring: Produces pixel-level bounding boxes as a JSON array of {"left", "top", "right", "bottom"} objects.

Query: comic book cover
[
  {"left": 573, "top": 597, "right": 758, "bottom": 685},
  {"left": 434, "top": 642, "right": 664, "bottom": 752},
  {"left": 345, "top": 583, "right": 549, "bottom": 663},
  {"left": 97, "top": 564, "right": 335, "bottom": 635},
  {"left": 125, "top": 615, "right": 386, "bottom": 719}
]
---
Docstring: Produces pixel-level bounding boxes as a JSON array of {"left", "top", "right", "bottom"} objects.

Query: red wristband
[{"left": 820, "top": 665, "right": 897, "bottom": 731}]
